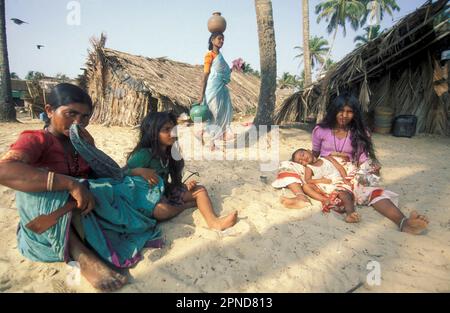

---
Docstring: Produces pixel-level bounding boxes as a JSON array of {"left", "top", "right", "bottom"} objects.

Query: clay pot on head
[{"left": 207, "top": 12, "right": 227, "bottom": 33}]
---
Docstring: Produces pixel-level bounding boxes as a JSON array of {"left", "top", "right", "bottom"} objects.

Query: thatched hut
[
  {"left": 275, "top": 0, "right": 449, "bottom": 135},
  {"left": 81, "top": 34, "right": 261, "bottom": 126}
]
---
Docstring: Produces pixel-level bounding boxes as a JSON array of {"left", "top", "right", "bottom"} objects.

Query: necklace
[
  {"left": 333, "top": 129, "right": 349, "bottom": 153},
  {"left": 160, "top": 157, "right": 169, "bottom": 169}
]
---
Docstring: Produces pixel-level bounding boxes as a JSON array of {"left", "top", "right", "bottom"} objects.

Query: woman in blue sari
[
  {"left": 0, "top": 83, "right": 171, "bottom": 291},
  {"left": 198, "top": 32, "right": 234, "bottom": 150}
]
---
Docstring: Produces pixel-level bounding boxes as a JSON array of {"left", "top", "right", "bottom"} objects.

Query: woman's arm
[
  {"left": 0, "top": 160, "right": 95, "bottom": 214},
  {"left": 128, "top": 167, "right": 159, "bottom": 185},
  {"left": 325, "top": 156, "right": 347, "bottom": 179},
  {"left": 199, "top": 72, "right": 210, "bottom": 103}
]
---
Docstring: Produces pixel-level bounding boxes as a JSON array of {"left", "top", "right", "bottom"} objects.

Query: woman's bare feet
[
  {"left": 78, "top": 253, "right": 128, "bottom": 292},
  {"left": 401, "top": 211, "right": 429, "bottom": 235},
  {"left": 209, "top": 211, "right": 238, "bottom": 231},
  {"left": 345, "top": 212, "right": 360, "bottom": 223},
  {"left": 280, "top": 196, "right": 309, "bottom": 209}
]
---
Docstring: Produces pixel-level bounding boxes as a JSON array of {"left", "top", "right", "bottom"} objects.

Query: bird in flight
[
  {"left": 37, "top": 45, "right": 45, "bottom": 49},
  {"left": 11, "top": 18, "right": 28, "bottom": 25}
]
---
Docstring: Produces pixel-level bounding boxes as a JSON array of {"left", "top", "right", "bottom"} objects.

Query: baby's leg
[
  {"left": 303, "top": 184, "right": 328, "bottom": 202},
  {"left": 338, "top": 190, "right": 360, "bottom": 223},
  {"left": 280, "top": 183, "right": 310, "bottom": 209}
]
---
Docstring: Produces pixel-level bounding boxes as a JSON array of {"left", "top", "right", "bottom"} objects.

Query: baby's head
[{"left": 291, "top": 148, "right": 314, "bottom": 166}]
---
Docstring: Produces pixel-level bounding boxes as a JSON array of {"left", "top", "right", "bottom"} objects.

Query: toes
[{"left": 409, "top": 211, "right": 419, "bottom": 219}]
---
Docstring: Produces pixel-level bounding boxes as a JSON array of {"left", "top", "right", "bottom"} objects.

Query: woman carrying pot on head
[{"left": 197, "top": 31, "right": 234, "bottom": 151}]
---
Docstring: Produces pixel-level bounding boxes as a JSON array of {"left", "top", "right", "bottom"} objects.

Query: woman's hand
[
  {"left": 68, "top": 181, "right": 96, "bottom": 216},
  {"left": 134, "top": 168, "right": 159, "bottom": 185},
  {"left": 185, "top": 180, "right": 197, "bottom": 191}
]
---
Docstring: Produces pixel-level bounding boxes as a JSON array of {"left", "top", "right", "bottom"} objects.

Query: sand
[{"left": 0, "top": 119, "right": 449, "bottom": 293}]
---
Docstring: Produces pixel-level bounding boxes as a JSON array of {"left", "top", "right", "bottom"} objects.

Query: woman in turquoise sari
[
  {"left": 198, "top": 32, "right": 234, "bottom": 150},
  {"left": 0, "top": 83, "right": 170, "bottom": 292}
]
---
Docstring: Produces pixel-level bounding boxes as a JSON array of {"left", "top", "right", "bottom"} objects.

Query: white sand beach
[{"left": 0, "top": 119, "right": 449, "bottom": 293}]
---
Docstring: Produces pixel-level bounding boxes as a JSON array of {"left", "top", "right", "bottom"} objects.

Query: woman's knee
[{"left": 191, "top": 185, "right": 207, "bottom": 197}]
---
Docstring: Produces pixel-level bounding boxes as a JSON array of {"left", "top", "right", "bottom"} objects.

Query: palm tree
[
  {"left": 0, "top": 0, "right": 15, "bottom": 121},
  {"left": 10, "top": 72, "right": 19, "bottom": 79},
  {"left": 360, "top": 0, "right": 399, "bottom": 40},
  {"left": 354, "top": 25, "right": 381, "bottom": 46},
  {"left": 25, "top": 71, "right": 45, "bottom": 81},
  {"left": 294, "top": 36, "right": 330, "bottom": 69},
  {"left": 302, "top": 0, "right": 312, "bottom": 87},
  {"left": 253, "top": 0, "right": 277, "bottom": 126},
  {"left": 315, "top": 0, "right": 365, "bottom": 74},
  {"left": 278, "top": 72, "right": 304, "bottom": 89}
]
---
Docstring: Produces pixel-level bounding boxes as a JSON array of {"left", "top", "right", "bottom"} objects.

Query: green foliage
[
  {"left": 315, "top": 0, "right": 366, "bottom": 36},
  {"left": 242, "top": 62, "right": 260, "bottom": 77},
  {"left": 354, "top": 25, "right": 382, "bottom": 46},
  {"left": 25, "top": 71, "right": 45, "bottom": 81},
  {"left": 294, "top": 36, "right": 330, "bottom": 69}
]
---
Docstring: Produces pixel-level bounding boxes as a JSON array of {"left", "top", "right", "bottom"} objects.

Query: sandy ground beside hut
[{"left": 0, "top": 119, "right": 449, "bottom": 293}]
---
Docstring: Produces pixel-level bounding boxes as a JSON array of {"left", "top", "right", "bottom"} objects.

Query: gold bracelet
[{"left": 47, "top": 171, "right": 55, "bottom": 192}]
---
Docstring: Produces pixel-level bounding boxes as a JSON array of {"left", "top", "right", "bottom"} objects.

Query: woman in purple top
[{"left": 310, "top": 92, "right": 429, "bottom": 234}]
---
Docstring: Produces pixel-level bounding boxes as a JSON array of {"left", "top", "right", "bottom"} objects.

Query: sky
[{"left": 6, "top": 0, "right": 428, "bottom": 80}]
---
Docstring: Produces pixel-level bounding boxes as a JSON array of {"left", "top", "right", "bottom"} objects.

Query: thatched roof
[
  {"left": 101, "top": 48, "right": 260, "bottom": 111},
  {"left": 275, "top": 0, "right": 449, "bottom": 134},
  {"left": 81, "top": 35, "right": 261, "bottom": 126}
]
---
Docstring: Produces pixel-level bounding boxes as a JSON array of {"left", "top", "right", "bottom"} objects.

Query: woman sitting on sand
[
  {"left": 126, "top": 111, "right": 238, "bottom": 231},
  {"left": 304, "top": 92, "right": 428, "bottom": 234},
  {"left": 0, "top": 83, "right": 185, "bottom": 292}
]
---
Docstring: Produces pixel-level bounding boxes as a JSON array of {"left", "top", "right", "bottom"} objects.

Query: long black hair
[
  {"left": 128, "top": 112, "right": 184, "bottom": 187},
  {"left": 208, "top": 32, "right": 224, "bottom": 51},
  {"left": 45, "top": 83, "right": 93, "bottom": 128},
  {"left": 318, "top": 92, "right": 377, "bottom": 164}
]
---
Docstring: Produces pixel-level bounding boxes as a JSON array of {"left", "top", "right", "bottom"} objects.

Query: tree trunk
[
  {"left": 302, "top": 0, "right": 312, "bottom": 87},
  {"left": 0, "top": 0, "right": 15, "bottom": 121},
  {"left": 318, "top": 26, "right": 338, "bottom": 78},
  {"left": 253, "top": 0, "right": 277, "bottom": 127}
]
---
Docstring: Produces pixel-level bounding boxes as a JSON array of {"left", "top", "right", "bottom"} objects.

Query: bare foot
[
  {"left": 78, "top": 253, "right": 128, "bottom": 292},
  {"left": 209, "top": 211, "right": 238, "bottom": 231},
  {"left": 280, "top": 196, "right": 309, "bottom": 209},
  {"left": 345, "top": 212, "right": 360, "bottom": 223},
  {"left": 401, "top": 211, "right": 429, "bottom": 235}
]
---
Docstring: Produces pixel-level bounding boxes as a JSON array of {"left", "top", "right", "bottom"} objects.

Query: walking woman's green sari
[
  {"left": 202, "top": 52, "right": 233, "bottom": 141},
  {"left": 16, "top": 125, "right": 164, "bottom": 268}
]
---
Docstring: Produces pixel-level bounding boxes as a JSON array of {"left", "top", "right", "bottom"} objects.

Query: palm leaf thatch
[
  {"left": 80, "top": 34, "right": 261, "bottom": 126},
  {"left": 275, "top": 0, "right": 450, "bottom": 135}
]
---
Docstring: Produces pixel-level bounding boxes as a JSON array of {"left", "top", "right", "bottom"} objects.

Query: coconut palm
[
  {"left": 360, "top": 0, "right": 400, "bottom": 26},
  {"left": 254, "top": 0, "right": 277, "bottom": 126},
  {"left": 354, "top": 25, "right": 381, "bottom": 46},
  {"left": 315, "top": 0, "right": 365, "bottom": 74},
  {"left": 302, "top": 0, "right": 312, "bottom": 87},
  {"left": 360, "top": 0, "right": 399, "bottom": 40},
  {"left": 0, "top": 0, "right": 15, "bottom": 121},
  {"left": 294, "top": 36, "right": 330, "bottom": 69},
  {"left": 278, "top": 72, "right": 303, "bottom": 89},
  {"left": 25, "top": 71, "right": 45, "bottom": 81},
  {"left": 10, "top": 72, "right": 19, "bottom": 79}
]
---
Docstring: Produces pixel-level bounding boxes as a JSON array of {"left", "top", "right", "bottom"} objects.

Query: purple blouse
[{"left": 311, "top": 125, "right": 368, "bottom": 164}]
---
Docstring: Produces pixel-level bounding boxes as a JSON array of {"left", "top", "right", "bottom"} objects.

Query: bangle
[{"left": 47, "top": 171, "right": 55, "bottom": 191}]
